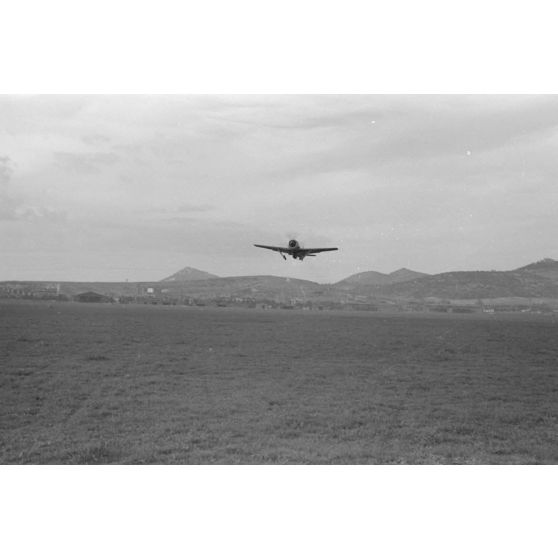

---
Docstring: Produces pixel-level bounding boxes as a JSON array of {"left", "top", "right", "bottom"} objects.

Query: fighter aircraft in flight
[{"left": 254, "top": 239, "right": 338, "bottom": 261}]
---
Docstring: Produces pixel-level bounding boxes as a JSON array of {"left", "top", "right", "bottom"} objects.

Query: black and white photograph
[
  {"left": 1, "top": 2, "right": 557, "bottom": 557},
  {"left": 2, "top": 94, "right": 557, "bottom": 465}
]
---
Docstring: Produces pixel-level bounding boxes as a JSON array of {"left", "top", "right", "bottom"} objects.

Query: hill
[
  {"left": 362, "top": 270, "right": 558, "bottom": 299},
  {"left": 335, "top": 270, "right": 392, "bottom": 287},
  {"left": 335, "top": 267, "right": 428, "bottom": 289},
  {"left": 514, "top": 258, "right": 558, "bottom": 281},
  {"left": 160, "top": 266, "right": 218, "bottom": 282},
  {"left": 388, "top": 268, "right": 429, "bottom": 283},
  {"left": 156, "top": 275, "right": 327, "bottom": 301},
  {"left": 3, "top": 258, "right": 558, "bottom": 304}
]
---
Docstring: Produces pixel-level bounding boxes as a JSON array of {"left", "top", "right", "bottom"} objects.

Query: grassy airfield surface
[{"left": 1, "top": 300, "right": 557, "bottom": 464}]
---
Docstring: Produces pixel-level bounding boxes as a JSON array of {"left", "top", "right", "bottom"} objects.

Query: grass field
[{"left": 1, "top": 300, "right": 557, "bottom": 464}]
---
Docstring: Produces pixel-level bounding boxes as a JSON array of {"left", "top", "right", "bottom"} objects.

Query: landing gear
[{"left": 281, "top": 253, "right": 287, "bottom": 261}]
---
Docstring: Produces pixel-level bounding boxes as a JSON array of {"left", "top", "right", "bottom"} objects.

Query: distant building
[{"left": 74, "top": 291, "right": 113, "bottom": 303}]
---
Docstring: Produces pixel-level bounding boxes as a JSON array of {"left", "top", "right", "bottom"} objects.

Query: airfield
[{"left": 1, "top": 299, "right": 557, "bottom": 464}]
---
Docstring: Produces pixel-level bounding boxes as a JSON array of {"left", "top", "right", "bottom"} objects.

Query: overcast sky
[{"left": 1, "top": 94, "right": 557, "bottom": 283}]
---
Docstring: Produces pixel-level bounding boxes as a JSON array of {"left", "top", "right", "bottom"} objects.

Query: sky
[{"left": 1, "top": 94, "right": 558, "bottom": 283}]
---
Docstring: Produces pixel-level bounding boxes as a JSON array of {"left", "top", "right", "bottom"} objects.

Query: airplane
[{"left": 254, "top": 239, "right": 338, "bottom": 261}]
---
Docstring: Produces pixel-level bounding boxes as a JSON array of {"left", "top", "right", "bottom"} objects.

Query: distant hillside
[
  {"left": 4, "top": 258, "right": 558, "bottom": 303},
  {"left": 159, "top": 275, "right": 327, "bottom": 301},
  {"left": 336, "top": 270, "right": 392, "bottom": 287},
  {"left": 160, "top": 266, "right": 218, "bottom": 282},
  {"left": 388, "top": 268, "right": 429, "bottom": 283},
  {"left": 336, "top": 267, "right": 428, "bottom": 289},
  {"left": 365, "top": 270, "right": 558, "bottom": 299},
  {"left": 514, "top": 258, "right": 558, "bottom": 281}
]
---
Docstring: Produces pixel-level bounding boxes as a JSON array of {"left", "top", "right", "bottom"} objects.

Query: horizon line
[{"left": 0, "top": 257, "right": 556, "bottom": 285}]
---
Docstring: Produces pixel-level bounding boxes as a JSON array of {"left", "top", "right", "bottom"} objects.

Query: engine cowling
[{"left": 288, "top": 239, "right": 300, "bottom": 249}]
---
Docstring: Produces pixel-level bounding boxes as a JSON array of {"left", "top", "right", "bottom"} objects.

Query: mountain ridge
[
  {"left": 334, "top": 267, "right": 428, "bottom": 288},
  {"left": 3, "top": 258, "right": 558, "bottom": 303},
  {"left": 160, "top": 266, "right": 219, "bottom": 282}
]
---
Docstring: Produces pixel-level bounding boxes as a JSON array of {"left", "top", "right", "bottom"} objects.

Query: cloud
[
  {"left": 3, "top": 95, "right": 558, "bottom": 281},
  {"left": 176, "top": 203, "right": 215, "bottom": 213},
  {"left": 0, "top": 155, "right": 14, "bottom": 183},
  {"left": 255, "top": 96, "right": 558, "bottom": 184},
  {"left": 81, "top": 133, "right": 111, "bottom": 146},
  {"left": 0, "top": 156, "right": 19, "bottom": 219},
  {"left": 54, "top": 151, "right": 120, "bottom": 174},
  {"left": 0, "top": 198, "right": 19, "bottom": 220},
  {"left": 0, "top": 205, "right": 67, "bottom": 223},
  {"left": 0, "top": 154, "right": 66, "bottom": 222}
]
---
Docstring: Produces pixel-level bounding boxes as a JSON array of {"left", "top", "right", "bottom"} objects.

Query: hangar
[{"left": 74, "top": 291, "right": 113, "bottom": 303}]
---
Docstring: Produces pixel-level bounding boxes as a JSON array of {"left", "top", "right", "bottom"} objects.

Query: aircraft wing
[
  {"left": 254, "top": 244, "right": 293, "bottom": 253},
  {"left": 302, "top": 247, "right": 338, "bottom": 255}
]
